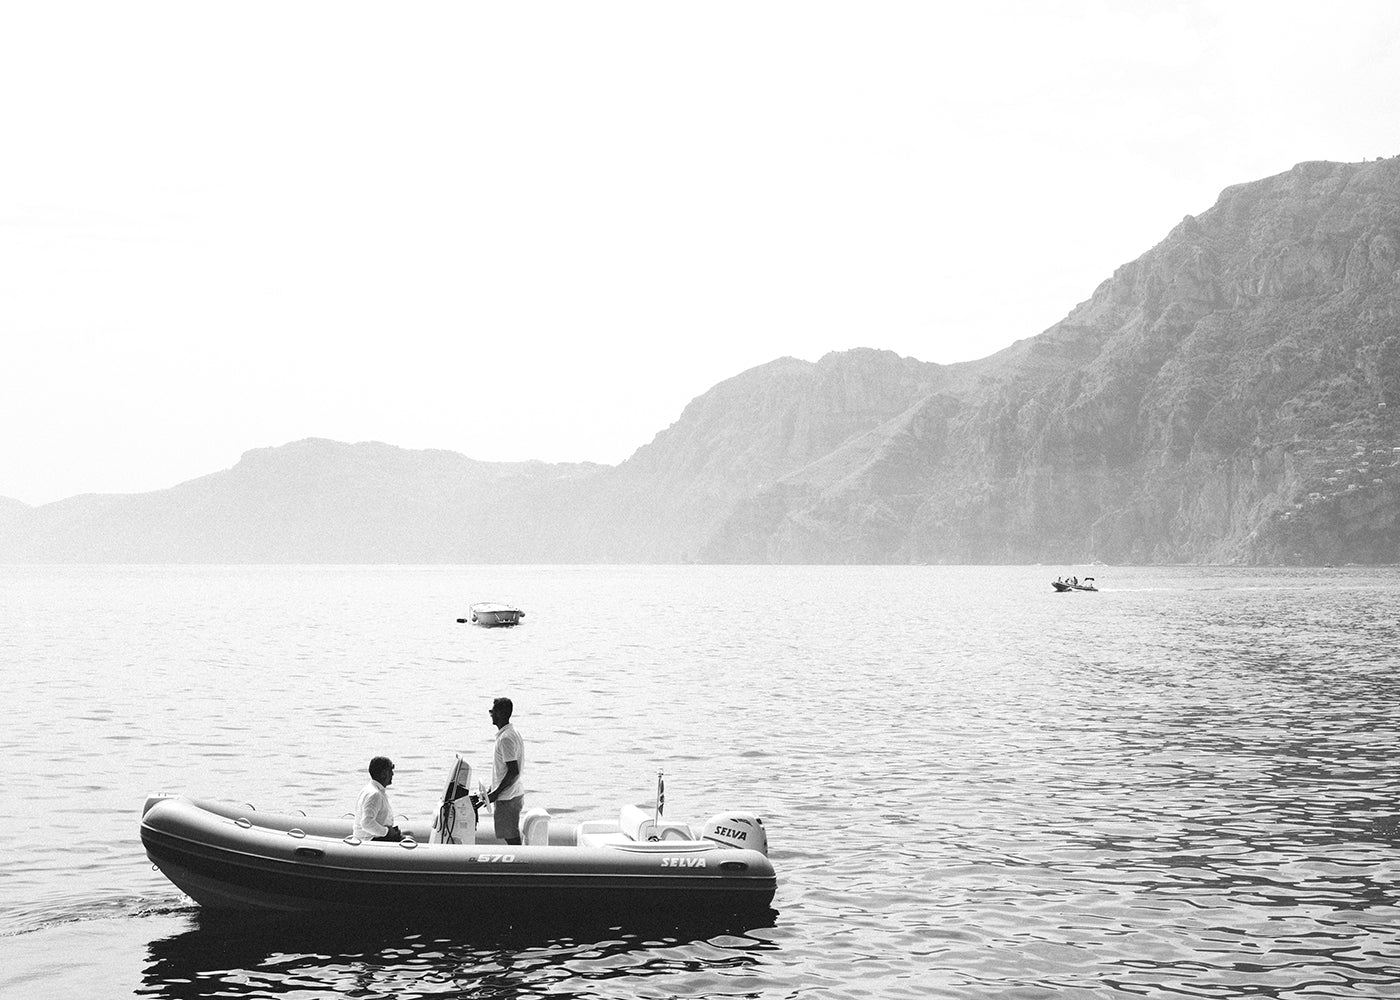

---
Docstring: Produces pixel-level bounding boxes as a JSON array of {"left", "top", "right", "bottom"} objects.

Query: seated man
[{"left": 353, "top": 756, "right": 403, "bottom": 842}]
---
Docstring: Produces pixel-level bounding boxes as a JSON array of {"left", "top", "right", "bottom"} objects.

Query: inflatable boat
[
  {"left": 1051, "top": 577, "right": 1098, "bottom": 592},
  {"left": 140, "top": 759, "right": 775, "bottom": 917}
]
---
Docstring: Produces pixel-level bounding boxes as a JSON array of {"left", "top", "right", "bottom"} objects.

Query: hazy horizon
[{"left": 5, "top": 1, "right": 1399, "bottom": 505}]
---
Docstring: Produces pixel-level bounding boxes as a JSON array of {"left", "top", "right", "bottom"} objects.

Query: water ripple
[{"left": 2, "top": 565, "right": 1398, "bottom": 997}]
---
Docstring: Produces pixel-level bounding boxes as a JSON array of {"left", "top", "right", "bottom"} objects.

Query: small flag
[{"left": 656, "top": 770, "right": 665, "bottom": 821}]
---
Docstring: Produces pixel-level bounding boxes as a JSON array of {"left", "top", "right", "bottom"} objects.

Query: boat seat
[
  {"left": 619, "top": 804, "right": 695, "bottom": 842},
  {"left": 575, "top": 820, "right": 626, "bottom": 847},
  {"left": 520, "top": 806, "right": 550, "bottom": 846}
]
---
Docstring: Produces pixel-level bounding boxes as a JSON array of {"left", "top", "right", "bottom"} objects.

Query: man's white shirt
[
  {"left": 493, "top": 724, "right": 525, "bottom": 800},
  {"left": 353, "top": 778, "right": 393, "bottom": 839}
]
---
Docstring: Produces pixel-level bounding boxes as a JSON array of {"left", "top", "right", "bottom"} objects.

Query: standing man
[
  {"left": 353, "top": 756, "right": 402, "bottom": 842},
  {"left": 486, "top": 696, "right": 525, "bottom": 845}
]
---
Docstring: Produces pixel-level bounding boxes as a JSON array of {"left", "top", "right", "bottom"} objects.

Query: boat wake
[{"left": 1, "top": 890, "right": 196, "bottom": 938}]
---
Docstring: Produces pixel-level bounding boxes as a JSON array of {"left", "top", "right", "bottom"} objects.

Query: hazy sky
[{"left": 3, "top": 2, "right": 1398, "bottom": 505}]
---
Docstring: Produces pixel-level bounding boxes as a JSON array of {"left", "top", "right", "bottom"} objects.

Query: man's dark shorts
[{"left": 494, "top": 796, "right": 523, "bottom": 840}]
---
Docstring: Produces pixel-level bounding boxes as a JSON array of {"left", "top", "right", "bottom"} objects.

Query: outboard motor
[
  {"left": 430, "top": 756, "right": 478, "bottom": 845},
  {"left": 700, "top": 813, "right": 768, "bottom": 856}
]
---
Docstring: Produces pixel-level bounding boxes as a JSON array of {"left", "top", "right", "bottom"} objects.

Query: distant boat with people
[{"left": 1052, "top": 576, "right": 1098, "bottom": 592}]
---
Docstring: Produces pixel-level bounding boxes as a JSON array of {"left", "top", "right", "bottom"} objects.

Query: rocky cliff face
[
  {"left": 5, "top": 160, "right": 1397, "bottom": 565},
  {"left": 581, "top": 349, "right": 951, "bottom": 560},
  {"left": 701, "top": 159, "right": 1400, "bottom": 564}
]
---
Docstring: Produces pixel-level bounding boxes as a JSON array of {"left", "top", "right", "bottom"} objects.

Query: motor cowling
[{"left": 700, "top": 812, "right": 768, "bottom": 855}]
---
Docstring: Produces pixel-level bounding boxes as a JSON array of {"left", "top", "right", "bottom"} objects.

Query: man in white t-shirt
[
  {"left": 486, "top": 696, "right": 525, "bottom": 845},
  {"left": 353, "top": 756, "right": 402, "bottom": 842}
]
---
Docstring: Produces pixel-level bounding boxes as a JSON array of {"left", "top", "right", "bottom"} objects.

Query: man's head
[
  {"left": 369, "top": 756, "right": 395, "bottom": 785},
  {"left": 489, "top": 696, "right": 513, "bottom": 727}
]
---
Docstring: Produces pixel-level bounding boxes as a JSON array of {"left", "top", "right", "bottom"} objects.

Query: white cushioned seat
[{"left": 520, "top": 806, "right": 551, "bottom": 846}]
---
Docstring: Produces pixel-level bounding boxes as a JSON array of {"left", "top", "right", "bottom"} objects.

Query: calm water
[{"left": 2, "top": 565, "right": 1397, "bottom": 999}]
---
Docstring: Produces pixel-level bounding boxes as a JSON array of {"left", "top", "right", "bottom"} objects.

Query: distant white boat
[{"left": 465, "top": 603, "right": 524, "bottom": 627}]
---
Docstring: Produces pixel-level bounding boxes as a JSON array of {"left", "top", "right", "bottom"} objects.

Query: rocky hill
[
  {"left": 3, "top": 159, "right": 1397, "bottom": 564},
  {"left": 575, "top": 349, "right": 957, "bottom": 561},
  {"left": 701, "top": 159, "right": 1400, "bottom": 564}
]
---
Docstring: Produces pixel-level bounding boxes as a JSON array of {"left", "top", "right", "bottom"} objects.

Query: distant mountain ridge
[
  {"left": 0, "top": 440, "right": 605, "bottom": 563},
  {"left": 4, "top": 159, "right": 1398, "bottom": 564}
]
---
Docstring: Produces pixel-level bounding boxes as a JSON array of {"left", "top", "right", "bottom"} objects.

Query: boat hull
[
  {"left": 141, "top": 796, "right": 775, "bottom": 917},
  {"left": 469, "top": 604, "right": 523, "bottom": 627}
]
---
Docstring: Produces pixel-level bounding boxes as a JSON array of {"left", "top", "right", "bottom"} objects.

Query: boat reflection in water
[{"left": 141, "top": 905, "right": 780, "bottom": 1000}]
